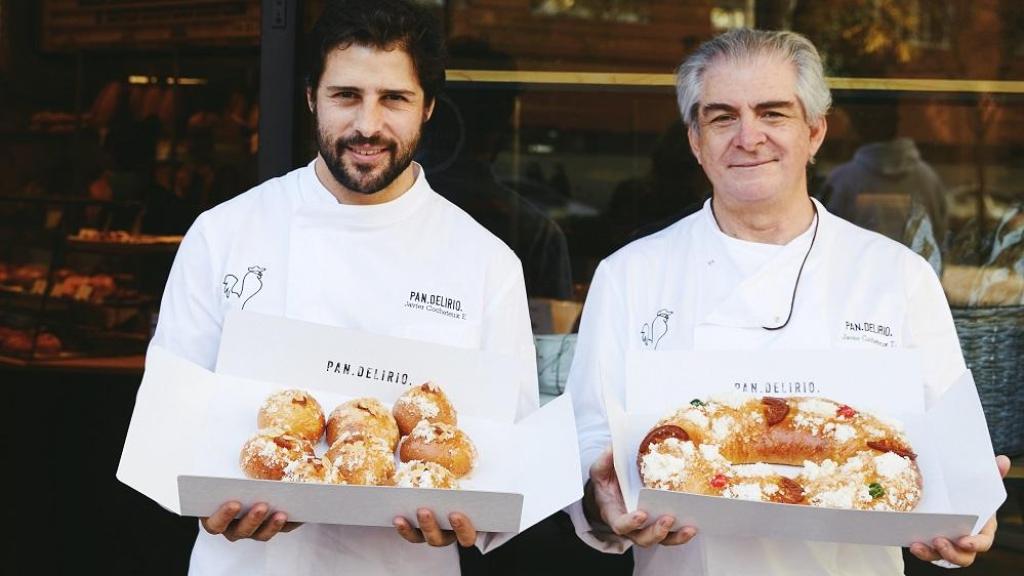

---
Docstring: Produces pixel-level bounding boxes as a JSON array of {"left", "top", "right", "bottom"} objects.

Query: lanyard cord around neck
[{"left": 709, "top": 199, "right": 820, "bottom": 331}]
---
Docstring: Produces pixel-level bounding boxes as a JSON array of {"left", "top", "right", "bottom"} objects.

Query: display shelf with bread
[
  {"left": 0, "top": 311, "right": 150, "bottom": 366},
  {"left": 66, "top": 228, "right": 182, "bottom": 254},
  {"left": 0, "top": 320, "right": 69, "bottom": 361},
  {"left": 0, "top": 268, "right": 154, "bottom": 309},
  {"left": 0, "top": 264, "right": 156, "bottom": 365},
  {"left": 0, "top": 197, "right": 168, "bottom": 368}
]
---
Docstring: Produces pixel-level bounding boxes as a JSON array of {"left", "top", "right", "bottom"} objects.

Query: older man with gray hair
[{"left": 564, "top": 28, "right": 1009, "bottom": 575}]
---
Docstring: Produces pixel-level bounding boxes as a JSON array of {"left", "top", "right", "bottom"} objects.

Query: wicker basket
[{"left": 952, "top": 306, "right": 1024, "bottom": 456}]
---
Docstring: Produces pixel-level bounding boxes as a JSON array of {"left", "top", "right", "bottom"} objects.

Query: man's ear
[
  {"left": 808, "top": 116, "right": 827, "bottom": 159},
  {"left": 306, "top": 86, "right": 315, "bottom": 114},
  {"left": 423, "top": 97, "right": 436, "bottom": 123},
  {"left": 686, "top": 124, "right": 702, "bottom": 164}
]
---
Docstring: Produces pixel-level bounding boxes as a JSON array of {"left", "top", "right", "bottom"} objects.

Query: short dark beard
[{"left": 313, "top": 110, "right": 421, "bottom": 195}]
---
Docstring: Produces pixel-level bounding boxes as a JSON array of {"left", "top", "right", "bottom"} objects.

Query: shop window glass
[
  {"left": 1, "top": 1, "right": 261, "bottom": 225},
  {"left": 392, "top": 0, "right": 1024, "bottom": 315},
  {"left": 0, "top": 1, "right": 260, "bottom": 362}
]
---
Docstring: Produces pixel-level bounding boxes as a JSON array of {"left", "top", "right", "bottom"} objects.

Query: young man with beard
[{"left": 150, "top": 1, "right": 537, "bottom": 574}]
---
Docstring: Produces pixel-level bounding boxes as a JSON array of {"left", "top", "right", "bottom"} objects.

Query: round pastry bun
[
  {"left": 11, "top": 264, "right": 45, "bottom": 286},
  {"left": 239, "top": 430, "right": 316, "bottom": 480},
  {"left": 327, "top": 398, "right": 400, "bottom": 451},
  {"left": 34, "top": 332, "right": 62, "bottom": 355},
  {"left": 394, "top": 459, "right": 459, "bottom": 489},
  {"left": 324, "top": 432, "right": 396, "bottom": 486},
  {"left": 257, "top": 389, "right": 326, "bottom": 444},
  {"left": 1, "top": 331, "right": 60, "bottom": 355},
  {"left": 398, "top": 421, "right": 476, "bottom": 478},
  {"left": 282, "top": 456, "right": 330, "bottom": 483},
  {"left": 393, "top": 382, "right": 457, "bottom": 436},
  {"left": 2, "top": 332, "right": 31, "bottom": 353}
]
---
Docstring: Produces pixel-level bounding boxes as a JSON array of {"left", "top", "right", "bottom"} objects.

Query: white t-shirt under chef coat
[
  {"left": 151, "top": 160, "right": 539, "bottom": 576},
  {"left": 565, "top": 198, "right": 965, "bottom": 576}
]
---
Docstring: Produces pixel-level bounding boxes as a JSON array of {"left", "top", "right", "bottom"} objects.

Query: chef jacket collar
[
  {"left": 298, "top": 158, "right": 431, "bottom": 227},
  {"left": 696, "top": 197, "right": 832, "bottom": 329}
]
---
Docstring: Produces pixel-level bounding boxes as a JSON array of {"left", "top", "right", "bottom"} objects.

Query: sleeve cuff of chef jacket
[{"left": 563, "top": 500, "right": 633, "bottom": 554}]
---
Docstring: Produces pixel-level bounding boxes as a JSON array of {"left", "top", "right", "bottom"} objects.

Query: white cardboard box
[
  {"left": 117, "top": 311, "right": 582, "bottom": 536},
  {"left": 609, "top": 349, "right": 1006, "bottom": 546}
]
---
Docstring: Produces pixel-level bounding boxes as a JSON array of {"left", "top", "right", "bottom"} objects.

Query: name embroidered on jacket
[
  {"left": 840, "top": 320, "right": 896, "bottom": 347},
  {"left": 843, "top": 321, "right": 892, "bottom": 336},
  {"left": 404, "top": 290, "right": 466, "bottom": 320}
]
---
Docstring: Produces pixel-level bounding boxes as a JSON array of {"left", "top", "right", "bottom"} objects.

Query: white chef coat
[
  {"left": 151, "top": 160, "right": 539, "bottom": 576},
  {"left": 565, "top": 198, "right": 965, "bottom": 576}
]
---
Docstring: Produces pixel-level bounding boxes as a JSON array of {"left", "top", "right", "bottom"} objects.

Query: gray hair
[{"left": 676, "top": 29, "right": 831, "bottom": 131}]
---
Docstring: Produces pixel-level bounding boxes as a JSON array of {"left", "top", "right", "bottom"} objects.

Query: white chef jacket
[
  {"left": 565, "top": 198, "right": 965, "bottom": 576},
  {"left": 150, "top": 160, "right": 538, "bottom": 576}
]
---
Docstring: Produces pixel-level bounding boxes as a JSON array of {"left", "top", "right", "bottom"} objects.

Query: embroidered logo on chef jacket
[
  {"left": 403, "top": 289, "right": 467, "bottom": 320},
  {"left": 222, "top": 265, "right": 265, "bottom": 310},
  {"left": 641, "top": 309, "right": 673, "bottom": 349},
  {"left": 839, "top": 320, "right": 896, "bottom": 347}
]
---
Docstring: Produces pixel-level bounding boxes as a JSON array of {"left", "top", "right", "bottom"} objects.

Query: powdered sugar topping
[
  {"left": 641, "top": 449, "right": 691, "bottom": 485},
  {"left": 711, "top": 415, "right": 735, "bottom": 442},
  {"left": 873, "top": 451, "right": 911, "bottom": 478},
  {"left": 723, "top": 483, "right": 765, "bottom": 501},
  {"left": 711, "top": 393, "right": 749, "bottom": 410},
  {"left": 406, "top": 394, "right": 440, "bottom": 419},
  {"left": 681, "top": 409, "right": 709, "bottom": 429},
  {"left": 798, "top": 398, "right": 837, "bottom": 417},
  {"left": 410, "top": 420, "right": 456, "bottom": 443}
]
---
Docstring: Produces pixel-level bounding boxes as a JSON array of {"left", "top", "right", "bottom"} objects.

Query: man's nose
[
  {"left": 734, "top": 116, "right": 766, "bottom": 150},
  {"left": 352, "top": 100, "right": 384, "bottom": 135}
]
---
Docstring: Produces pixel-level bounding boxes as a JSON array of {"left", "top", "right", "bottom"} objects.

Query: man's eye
[
  {"left": 335, "top": 91, "right": 357, "bottom": 99},
  {"left": 384, "top": 94, "right": 409, "bottom": 102},
  {"left": 763, "top": 111, "right": 785, "bottom": 118},
  {"left": 710, "top": 115, "right": 734, "bottom": 123}
]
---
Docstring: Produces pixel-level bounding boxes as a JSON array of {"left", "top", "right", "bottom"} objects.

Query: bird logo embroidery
[
  {"left": 641, "top": 309, "right": 673, "bottom": 350},
  {"left": 222, "top": 265, "right": 266, "bottom": 310}
]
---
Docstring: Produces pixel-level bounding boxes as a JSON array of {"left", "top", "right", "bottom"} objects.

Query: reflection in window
[
  {"left": 793, "top": 0, "right": 922, "bottom": 72},
  {"left": 710, "top": 0, "right": 755, "bottom": 31},
  {"left": 531, "top": 0, "right": 649, "bottom": 24},
  {"left": 909, "top": 0, "right": 952, "bottom": 48}
]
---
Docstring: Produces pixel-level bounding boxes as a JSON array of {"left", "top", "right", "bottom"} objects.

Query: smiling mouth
[
  {"left": 729, "top": 159, "right": 777, "bottom": 168},
  {"left": 346, "top": 146, "right": 390, "bottom": 160}
]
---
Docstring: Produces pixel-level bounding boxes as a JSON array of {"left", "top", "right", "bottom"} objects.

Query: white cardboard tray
[
  {"left": 608, "top": 349, "right": 1006, "bottom": 546},
  {"left": 118, "top": 312, "right": 582, "bottom": 535}
]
